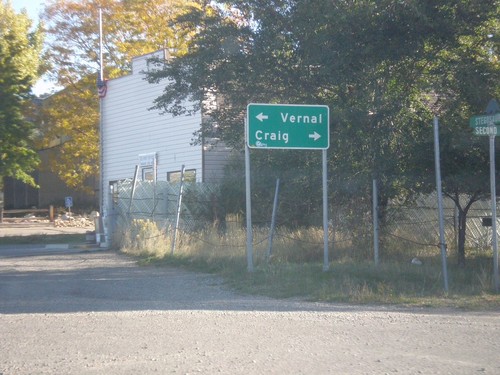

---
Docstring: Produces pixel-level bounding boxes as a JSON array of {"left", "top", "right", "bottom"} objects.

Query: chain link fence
[
  {"left": 384, "top": 194, "right": 494, "bottom": 252},
  {"left": 108, "top": 178, "right": 495, "bottom": 256},
  {"left": 109, "top": 179, "right": 222, "bottom": 243}
]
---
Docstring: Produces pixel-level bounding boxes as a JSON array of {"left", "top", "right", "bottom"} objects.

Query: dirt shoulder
[
  {"left": 1, "top": 250, "right": 499, "bottom": 375},
  {"left": 0, "top": 222, "right": 93, "bottom": 237}
]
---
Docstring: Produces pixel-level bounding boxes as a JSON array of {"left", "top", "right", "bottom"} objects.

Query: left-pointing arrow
[
  {"left": 309, "top": 131, "right": 321, "bottom": 141},
  {"left": 256, "top": 112, "right": 269, "bottom": 122}
]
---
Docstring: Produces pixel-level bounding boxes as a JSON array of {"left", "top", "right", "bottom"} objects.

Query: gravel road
[{"left": 0, "top": 247, "right": 499, "bottom": 374}]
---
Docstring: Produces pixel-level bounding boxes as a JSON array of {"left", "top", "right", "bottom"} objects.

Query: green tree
[
  {"left": 36, "top": 75, "right": 99, "bottom": 193},
  {"left": 39, "top": 0, "right": 201, "bottom": 190},
  {"left": 0, "top": 1, "right": 44, "bottom": 187},
  {"left": 303, "top": 0, "right": 499, "bottom": 265},
  {"left": 148, "top": 0, "right": 499, "bottom": 263},
  {"left": 420, "top": 5, "right": 500, "bottom": 266}
]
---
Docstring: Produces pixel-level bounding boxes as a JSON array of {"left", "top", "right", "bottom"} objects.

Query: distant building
[
  {"left": 2, "top": 156, "right": 98, "bottom": 211},
  {"left": 2, "top": 98, "right": 98, "bottom": 211}
]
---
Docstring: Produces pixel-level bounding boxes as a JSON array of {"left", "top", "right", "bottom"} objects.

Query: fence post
[
  {"left": 171, "top": 165, "right": 186, "bottom": 255},
  {"left": 128, "top": 165, "right": 139, "bottom": 214},
  {"left": 267, "top": 178, "right": 280, "bottom": 260},
  {"left": 373, "top": 178, "right": 379, "bottom": 266}
]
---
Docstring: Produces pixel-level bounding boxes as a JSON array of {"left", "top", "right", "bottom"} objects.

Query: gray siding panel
[
  {"left": 101, "top": 51, "right": 203, "bottom": 219},
  {"left": 203, "top": 141, "right": 233, "bottom": 183}
]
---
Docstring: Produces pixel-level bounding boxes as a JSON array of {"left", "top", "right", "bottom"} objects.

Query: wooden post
[{"left": 49, "top": 205, "right": 54, "bottom": 223}]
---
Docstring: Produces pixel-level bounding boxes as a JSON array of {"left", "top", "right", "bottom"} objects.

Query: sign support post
[
  {"left": 433, "top": 117, "right": 449, "bottom": 292},
  {"left": 488, "top": 123, "right": 499, "bottom": 292},
  {"left": 469, "top": 99, "right": 500, "bottom": 292},
  {"left": 245, "top": 119, "right": 254, "bottom": 272},
  {"left": 65, "top": 196, "right": 73, "bottom": 215},
  {"left": 246, "top": 103, "right": 330, "bottom": 272},
  {"left": 322, "top": 149, "right": 329, "bottom": 271}
]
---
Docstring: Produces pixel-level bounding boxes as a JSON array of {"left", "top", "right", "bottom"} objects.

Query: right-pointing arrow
[{"left": 309, "top": 131, "right": 321, "bottom": 141}]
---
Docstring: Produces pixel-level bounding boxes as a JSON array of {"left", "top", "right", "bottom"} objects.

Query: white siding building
[{"left": 100, "top": 50, "right": 231, "bottom": 242}]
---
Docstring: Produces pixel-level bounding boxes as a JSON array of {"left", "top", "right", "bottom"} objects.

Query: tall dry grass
[{"left": 115, "top": 218, "right": 500, "bottom": 308}]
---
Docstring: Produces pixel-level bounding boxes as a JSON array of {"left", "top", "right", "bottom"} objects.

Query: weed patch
[{"left": 117, "top": 222, "right": 500, "bottom": 310}]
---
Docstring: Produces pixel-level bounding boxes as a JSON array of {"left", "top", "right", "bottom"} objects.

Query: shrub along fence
[
  {"left": 108, "top": 179, "right": 223, "bottom": 250},
  {"left": 108, "top": 178, "right": 496, "bottom": 261}
]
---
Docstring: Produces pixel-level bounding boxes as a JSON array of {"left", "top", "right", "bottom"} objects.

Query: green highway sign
[
  {"left": 247, "top": 103, "right": 329, "bottom": 149},
  {"left": 469, "top": 113, "right": 500, "bottom": 136}
]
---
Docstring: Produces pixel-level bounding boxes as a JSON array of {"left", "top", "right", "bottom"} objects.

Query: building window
[
  {"left": 139, "top": 153, "right": 156, "bottom": 168},
  {"left": 142, "top": 167, "right": 154, "bottom": 181},
  {"left": 138, "top": 152, "right": 157, "bottom": 182},
  {"left": 167, "top": 169, "right": 196, "bottom": 183}
]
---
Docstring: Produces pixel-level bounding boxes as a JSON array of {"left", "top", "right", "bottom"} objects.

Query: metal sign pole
[
  {"left": 98, "top": 8, "right": 104, "bottom": 216},
  {"left": 322, "top": 149, "right": 329, "bottom": 271},
  {"left": 433, "top": 117, "right": 449, "bottom": 292},
  {"left": 488, "top": 123, "right": 499, "bottom": 292},
  {"left": 469, "top": 99, "right": 500, "bottom": 291},
  {"left": 245, "top": 119, "right": 254, "bottom": 272},
  {"left": 245, "top": 103, "right": 330, "bottom": 272}
]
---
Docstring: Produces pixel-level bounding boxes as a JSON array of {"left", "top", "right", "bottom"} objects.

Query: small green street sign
[
  {"left": 469, "top": 113, "right": 500, "bottom": 136},
  {"left": 247, "top": 103, "right": 329, "bottom": 149}
]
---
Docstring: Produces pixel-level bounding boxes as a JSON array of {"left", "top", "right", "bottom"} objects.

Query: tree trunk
[
  {"left": 457, "top": 208, "right": 467, "bottom": 268},
  {"left": 447, "top": 192, "right": 479, "bottom": 268}
]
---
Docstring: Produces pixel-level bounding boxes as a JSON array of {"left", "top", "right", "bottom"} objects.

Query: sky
[
  {"left": 12, "top": 0, "right": 44, "bottom": 21},
  {"left": 13, "top": 0, "right": 56, "bottom": 96}
]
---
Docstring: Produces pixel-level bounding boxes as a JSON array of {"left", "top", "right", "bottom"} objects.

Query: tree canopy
[
  {"left": 0, "top": 0, "right": 44, "bottom": 187},
  {"left": 35, "top": 0, "right": 500, "bottom": 264},
  {"left": 38, "top": 0, "right": 204, "bottom": 190},
  {"left": 147, "top": 0, "right": 499, "bottom": 262},
  {"left": 42, "top": 0, "right": 202, "bottom": 86}
]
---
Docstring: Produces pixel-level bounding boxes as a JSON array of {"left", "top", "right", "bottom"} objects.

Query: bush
[{"left": 119, "top": 219, "right": 170, "bottom": 258}]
